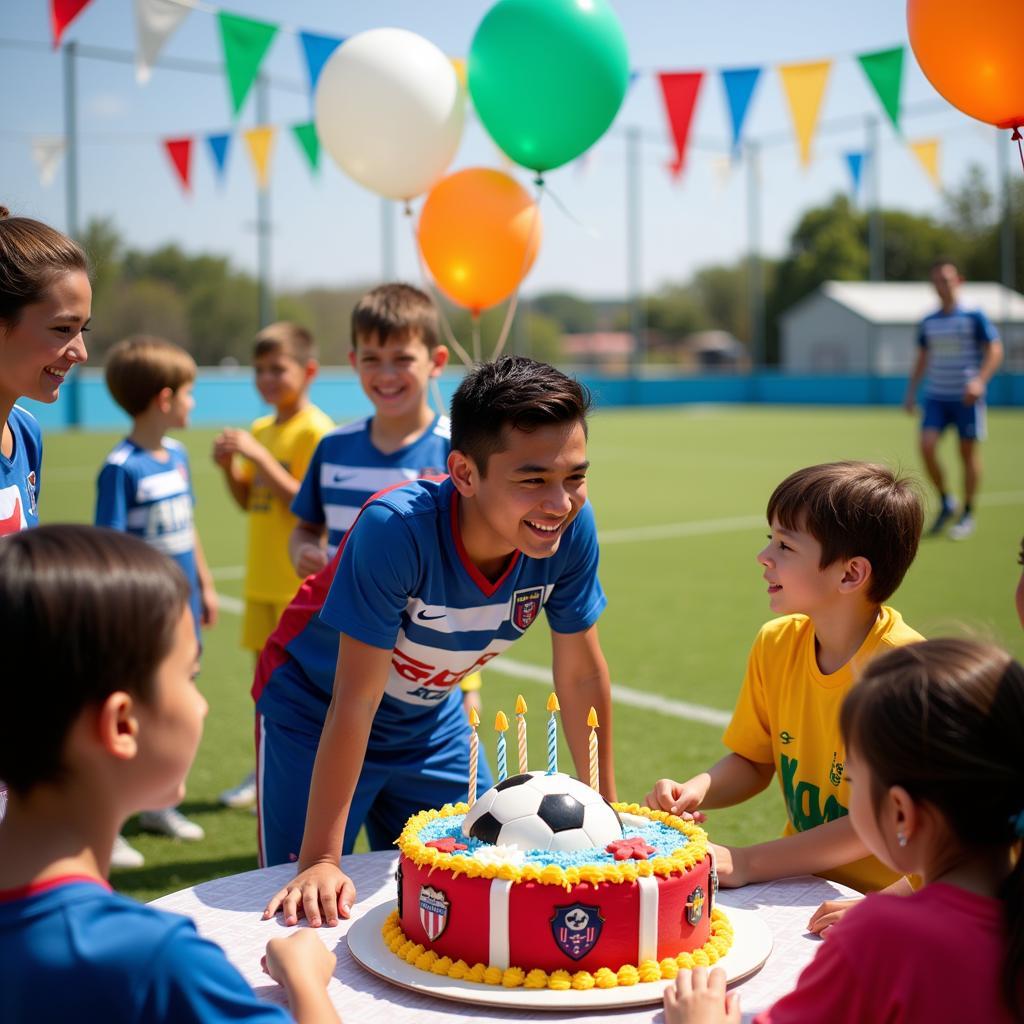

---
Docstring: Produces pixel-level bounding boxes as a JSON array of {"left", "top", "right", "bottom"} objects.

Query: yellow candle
[
  {"left": 515, "top": 694, "right": 528, "bottom": 775},
  {"left": 587, "top": 706, "right": 600, "bottom": 792},
  {"left": 468, "top": 706, "right": 480, "bottom": 807}
]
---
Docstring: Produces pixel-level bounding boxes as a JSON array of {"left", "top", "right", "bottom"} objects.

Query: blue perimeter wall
[{"left": 22, "top": 368, "right": 1024, "bottom": 431}]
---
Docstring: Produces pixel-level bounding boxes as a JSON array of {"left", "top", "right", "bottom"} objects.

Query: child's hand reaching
[
  {"left": 663, "top": 967, "right": 740, "bottom": 1024},
  {"left": 808, "top": 897, "right": 861, "bottom": 937},
  {"left": 644, "top": 775, "right": 710, "bottom": 821},
  {"left": 263, "top": 930, "right": 340, "bottom": 1023}
]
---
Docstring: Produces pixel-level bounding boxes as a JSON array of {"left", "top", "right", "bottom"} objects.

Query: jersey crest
[{"left": 511, "top": 586, "right": 544, "bottom": 632}]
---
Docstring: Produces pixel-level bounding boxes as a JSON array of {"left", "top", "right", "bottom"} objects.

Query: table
[{"left": 152, "top": 851, "right": 858, "bottom": 1022}]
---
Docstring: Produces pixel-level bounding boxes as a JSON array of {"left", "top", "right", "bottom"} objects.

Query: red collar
[
  {"left": 449, "top": 491, "right": 520, "bottom": 598},
  {"left": 0, "top": 874, "right": 111, "bottom": 904}
]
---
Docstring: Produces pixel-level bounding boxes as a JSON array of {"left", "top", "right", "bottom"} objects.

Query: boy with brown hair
[
  {"left": 646, "top": 461, "right": 925, "bottom": 894},
  {"left": 213, "top": 323, "right": 333, "bottom": 809},
  {"left": 96, "top": 336, "right": 217, "bottom": 860}
]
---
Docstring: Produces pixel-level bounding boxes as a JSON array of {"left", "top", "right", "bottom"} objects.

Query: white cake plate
[{"left": 348, "top": 901, "right": 773, "bottom": 1011}]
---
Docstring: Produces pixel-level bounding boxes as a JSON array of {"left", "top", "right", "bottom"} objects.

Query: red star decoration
[
  {"left": 606, "top": 837, "right": 657, "bottom": 861},
  {"left": 425, "top": 837, "right": 468, "bottom": 853}
]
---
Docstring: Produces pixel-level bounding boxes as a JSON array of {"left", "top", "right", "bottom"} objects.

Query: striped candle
[
  {"left": 495, "top": 711, "right": 509, "bottom": 783},
  {"left": 467, "top": 706, "right": 480, "bottom": 807},
  {"left": 546, "top": 692, "right": 560, "bottom": 774},
  {"left": 587, "top": 706, "right": 600, "bottom": 792},
  {"left": 515, "top": 694, "right": 528, "bottom": 774}
]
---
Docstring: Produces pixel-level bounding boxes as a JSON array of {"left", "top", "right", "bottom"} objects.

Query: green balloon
[{"left": 468, "top": 0, "right": 630, "bottom": 173}]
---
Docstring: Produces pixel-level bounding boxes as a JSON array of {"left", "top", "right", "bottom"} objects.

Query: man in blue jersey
[
  {"left": 258, "top": 357, "right": 615, "bottom": 927},
  {"left": 904, "top": 260, "right": 1003, "bottom": 539}
]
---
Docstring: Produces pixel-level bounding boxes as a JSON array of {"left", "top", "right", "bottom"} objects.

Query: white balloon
[{"left": 314, "top": 28, "right": 465, "bottom": 202}]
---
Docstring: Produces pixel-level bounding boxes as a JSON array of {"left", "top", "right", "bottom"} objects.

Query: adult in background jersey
[
  {"left": 904, "top": 259, "right": 1003, "bottom": 540},
  {"left": 0, "top": 208, "right": 90, "bottom": 537},
  {"left": 258, "top": 357, "right": 615, "bottom": 927}
]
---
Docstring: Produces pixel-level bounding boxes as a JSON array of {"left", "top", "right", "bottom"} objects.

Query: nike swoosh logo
[{"left": 416, "top": 610, "right": 446, "bottom": 622}]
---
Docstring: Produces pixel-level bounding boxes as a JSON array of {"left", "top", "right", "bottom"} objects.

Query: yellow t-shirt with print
[
  {"left": 722, "top": 606, "right": 923, "bottom": 893},
  {"left": 239, "top": 404, "right": 334, "bottom": 603}
]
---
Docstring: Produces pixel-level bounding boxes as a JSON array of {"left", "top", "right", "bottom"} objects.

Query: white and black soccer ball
[{"left": 462, "top": 771, "right": 623, "bottom": 852}]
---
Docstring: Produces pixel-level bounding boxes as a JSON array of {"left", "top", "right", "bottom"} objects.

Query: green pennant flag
[
  {"left": 857, "top": 46, "right": 904, "bottom": 133},
  {"left": 218, "top": 11, "right": 278, "bottom": 116},
  {"left": 291, "top": 122, "right": 320, "bottom": 173}
]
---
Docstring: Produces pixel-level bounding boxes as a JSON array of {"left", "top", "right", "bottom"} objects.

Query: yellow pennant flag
[
  {"left": 450, "top": 56, "right": 467, "bottom": 89},
  {"left": 909, "top": 138, "right": 940, "bottom": 188},
  {"left": 243, "top": 126, "right": 276, "bottom": 189},
  {"left": 778, "top": 60, "right": 832, "bottom": 167}
]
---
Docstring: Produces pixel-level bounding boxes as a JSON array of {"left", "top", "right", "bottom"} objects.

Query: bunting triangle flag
[
  {"left": 844, "top": 151, "right": 865, "bottom": 196},
  {"left": 206, "top": 133, "right": 231, "bottom": 182},
  {"left": 298, "top": 31, "right": 344, "bottom": 96},
  {"left": 291, "top": 122, "right": 320, "bottom": 173},
  {"left": 720, "top": 68, "right": 761, "bottom": 154},
  {"left": 51, "top": 0, "right": 93, "bottom": 47},
  {"left": 450, "top": 57, "right": 467, "bottom": 90},
  {"left": 163, "top": 137, "right": 192, "bottom": 192},
  {"left": 657, "top": 72, "right": 705, "bottom": 179},
  {"left": 31, "top": 136, "right": 66, "bottom": 187},
  {"left": 243, "top": 126, "right": 277, "bottom": 189},
  {"left": 134, "top": 0, "right": 190, "bottom": 84},
  {"left": 909, "top": 138, "right": 941, "bottom": 187},
  {"left": 218, "top": 11, "right": 278, "bottom": 116},
  {"left": 857, "top": 46, "right": 904, "bottom": 132},
  {"left": 778, "top": 60, "right": 832, "bottom": 167}
]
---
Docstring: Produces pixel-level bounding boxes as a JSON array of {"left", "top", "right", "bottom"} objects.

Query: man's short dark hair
[
  {"left": 450, "top": 357, "right": 591, "bottom": 474},
  {"left": 766, "top": 461, "right": 924, "bottom": 603}
]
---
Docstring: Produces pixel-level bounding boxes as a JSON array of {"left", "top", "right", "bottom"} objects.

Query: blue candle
[
  {"left": 546, "top": 692, "right": 560, "bottom": 774},
  {"left": 495, "top": 710, "right": 509, "bottom": 783}
]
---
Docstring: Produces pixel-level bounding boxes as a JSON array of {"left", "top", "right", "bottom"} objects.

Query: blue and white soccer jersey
[
  {"left": 253, "top": 477, "right": 607, "bottom": 865},
  {"left": 291, "top": 413, "right": 450, "bottom": 556},
  {"left": 0, "top": 405, "right": 42, "bottom": 537},
  {"left": 918, "top": 305, "right": 998, "bottom": 440},
  {"left": 0, "top": 876, "right": 290, "bottom": 1023},
  {"left": 95, "top": 438, "right": 201, "bottom": 634}
]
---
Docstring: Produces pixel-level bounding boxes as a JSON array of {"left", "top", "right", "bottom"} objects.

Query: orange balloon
[
  {"left": 417, "top": 167, "right": 542, "bottom": 313},
  {"left": 908, "top": 0, "right": 1024, "bottom": 128}
]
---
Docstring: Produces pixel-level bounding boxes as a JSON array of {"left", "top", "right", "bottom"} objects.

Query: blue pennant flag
[
  {"left": 845, "top": 151, "right": 866, "bottom": 196},
  {"left": 720, "top": 67, "right": 761, "bottom": 153},
  {"left": 206, "top": 133, "right": 231, "bottom": 182},
  {"left": 299, "top": 31, "right": 345, "bottom": 96}
]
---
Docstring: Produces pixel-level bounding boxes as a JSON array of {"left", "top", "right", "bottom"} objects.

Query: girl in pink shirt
[{"left": 664, "top": 638, "right": 1024, "bottom": 1024}]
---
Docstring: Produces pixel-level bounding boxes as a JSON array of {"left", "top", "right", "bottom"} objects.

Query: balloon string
[
  {"left": 489, "top": 177, "right": 547, "bottom": 363},
  {"left": 1013, "top": 128, "right": 1024, "bottom": 175},
  {"left": 538, "top": 180, "right": 602, "bottom": 239},
  {"left": 471, "top": 315, "right": 481, "bottom": 362},
  {"left": 403, "top": 202, "right": 475, "bottom": 368}
]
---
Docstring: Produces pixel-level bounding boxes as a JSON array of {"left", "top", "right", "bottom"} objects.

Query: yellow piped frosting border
[
  {"left": 396, "top": 801, "right": 709, "bottom": 886},
  {"left": 381, "top": 906, "right": 734, "bottom": 990}
]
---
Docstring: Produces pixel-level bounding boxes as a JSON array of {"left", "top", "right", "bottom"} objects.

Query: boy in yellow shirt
[
  {"left": 646, "top": 461, "right": 924, "bottom": 894},
  {"left": 213, "top": 322, "right": 333, "bottom": 807}
]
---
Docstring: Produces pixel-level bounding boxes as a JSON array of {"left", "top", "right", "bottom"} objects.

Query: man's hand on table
[
  {"left": 663, "top": 966, "right": 740, "bottom": 1024},
  {"left": 264, "top": 863, "right": 357, "bottom": 927}
]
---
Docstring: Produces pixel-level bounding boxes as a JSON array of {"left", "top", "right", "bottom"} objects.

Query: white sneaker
[
  {"left": 219, "top": 772, "right": 257, "bottom": 809},
  {"left": 111, "top": 833, "right": 145, "bottom": 869},
  {"left": 948, "top": 513, "right": 975, "bottom": 540},
  {"left": 139, "top": 807, "right": 205, "bottom": 842}
]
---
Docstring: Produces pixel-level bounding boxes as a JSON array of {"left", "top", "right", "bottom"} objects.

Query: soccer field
[{"left": 38, "top": 404, "right": 1024, "bottom": 903}]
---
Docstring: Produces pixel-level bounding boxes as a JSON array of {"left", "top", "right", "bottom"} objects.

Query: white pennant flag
[
  {"left": 31, "top": 137, "right": 66, "bottom": 187},
  {"left": 135, "top": 0, "right": 191, "bottom": 84}
]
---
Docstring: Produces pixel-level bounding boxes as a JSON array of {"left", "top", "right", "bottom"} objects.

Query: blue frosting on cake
[{"left": 417, "top": 813, "right": 688, "bottom": 868}]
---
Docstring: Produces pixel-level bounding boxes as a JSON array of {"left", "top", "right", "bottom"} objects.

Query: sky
[{"left": 0, "top": 1, "right": 1011, "bottom": 301}]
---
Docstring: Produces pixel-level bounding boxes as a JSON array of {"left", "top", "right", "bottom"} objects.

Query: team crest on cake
[
  {"left": 511, "top": 587, "right": 544, "bottom": 632},
  {"left": 686, "top": 885, "right": 706, "bottom": 926},
  {"left": 551, "top": 902, "right": 604, "bottom": 960},
  {"left": 418, "top": 885, "right": 450, "bottom": 940}
]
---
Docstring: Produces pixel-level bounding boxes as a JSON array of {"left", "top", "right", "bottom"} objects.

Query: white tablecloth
[{"left": 152, "top": 851, "right": 857, "bottom": 1022}]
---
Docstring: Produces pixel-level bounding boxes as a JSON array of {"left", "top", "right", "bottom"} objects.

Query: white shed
[{"left": 780, "top": 281, "right": 1024, "bottom": 373}]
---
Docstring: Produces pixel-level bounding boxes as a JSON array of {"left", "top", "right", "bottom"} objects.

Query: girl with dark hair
[
  {"left": 0, "top": 207, "right": 90, "bottom": 536},
  {"left": 664, "top": 637, "right": 1024, "bottom": 1024},
  {"left": 0, "top": 525, "right": 340, "bottom": 1024}
]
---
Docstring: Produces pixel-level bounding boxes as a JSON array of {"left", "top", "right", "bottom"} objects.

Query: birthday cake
[{"left": 381, "top": 771, "right": 732, "bottom": 991}]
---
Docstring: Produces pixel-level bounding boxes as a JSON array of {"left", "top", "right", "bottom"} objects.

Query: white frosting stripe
[
  {"left": 637, "top": 874, "right": 659, "bottom": 963},
  {"left": 489, "top": 878, "right": 514, "bottom": 969}
]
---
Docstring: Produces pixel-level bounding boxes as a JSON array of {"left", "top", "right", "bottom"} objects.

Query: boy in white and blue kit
[
  {"left": 259, "top": 357, "right": 617, "bottom": 929},
  {"left": 904, "top": 259, "right": 1004, "bottom": 539},
  {"left": 96, "top": 336, "right": 216, "bottom": 854}
]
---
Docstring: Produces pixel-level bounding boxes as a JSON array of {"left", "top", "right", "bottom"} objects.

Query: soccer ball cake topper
[{"left": 462, "top": 771, "right": 623, "bottom": 852}]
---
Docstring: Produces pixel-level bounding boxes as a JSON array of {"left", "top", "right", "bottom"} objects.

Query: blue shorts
[
  {"left": 255, "top": 710, "right": 493, "bottom": 867},
  {"left": 921, "top": 397, "right": 986, "bottom": 441}
]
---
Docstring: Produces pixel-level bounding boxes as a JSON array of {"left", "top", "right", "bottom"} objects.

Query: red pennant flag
[
  {"left": 657, "top": 72, "right": 704, "bottom": 179},
  {"left": 51, "top": 0, "right": 93, "bottom": 48},
  {"left": 163, "top": 137, "right": 193, "bottom": 193}
]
